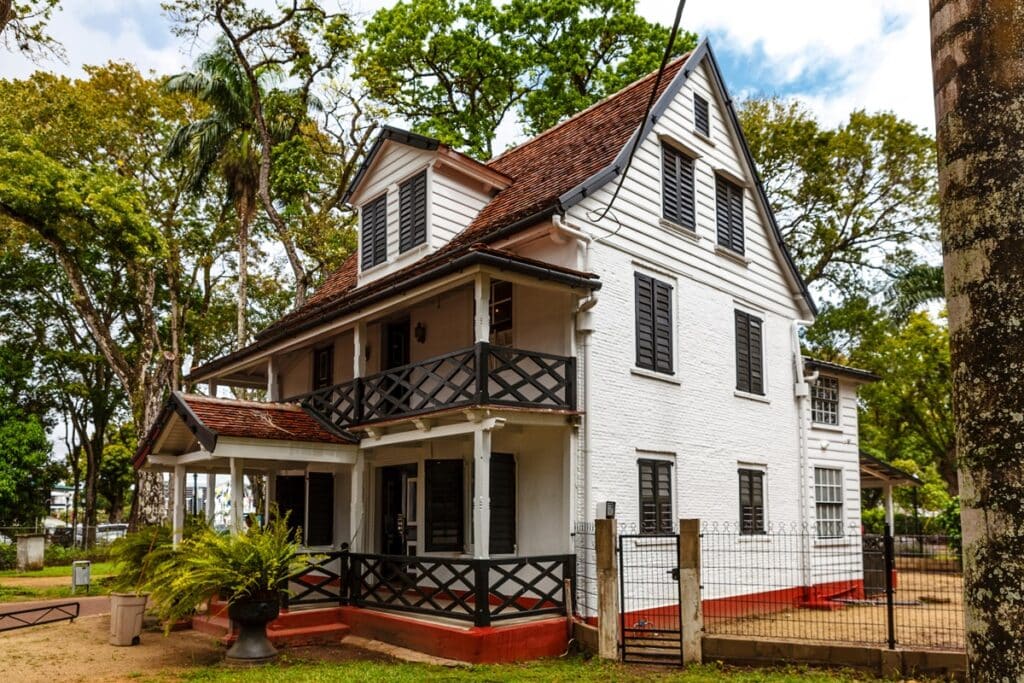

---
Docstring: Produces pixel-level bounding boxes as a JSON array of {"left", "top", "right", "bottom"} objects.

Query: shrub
[
  {"left": 0, "top": 543, "right": 15, "bottom": 570},
  {"left": 147, "top": 516, "right": 303, "bottom": 630},
  {"left": 43, "top": 543, "right": 111, "bottom": 566}
]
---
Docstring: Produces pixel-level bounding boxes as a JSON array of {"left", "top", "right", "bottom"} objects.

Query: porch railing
[
  {"left": 286, "top": 550, "right": 576, "bottom": 627},
  {"left": 297, "top": 342, "right": 576, "bottom": 431}
]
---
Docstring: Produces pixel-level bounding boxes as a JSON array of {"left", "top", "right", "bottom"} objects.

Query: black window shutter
[
  {"left": 694, "top": 93, "right": 710, "bottom": 137},
  {"left": 399, "top": 171, "right": 427, "bottom": 253},
  {"left": 635, "top": 274, "right": 656, "bottom": 370},
  {"left": 275, "top": 475, "right": 306, "bottom": 542},
  {"left": 735, "top": 310, "right": 751, "bottom": 393},
  {"left": 313, "top": 346, "right": 333, "bottom": 390},
  {"left": 662, "top": 146, "right": 695, "bottom": 231},
  {"left": 361, "top": 195, "right": 388, "bottom": 269},
  {"left": 425, "top": 459, "right": 463, "bottom": 551},
  {"left": 739, "top": 469, "right": 765, "bottom": 534},
  {"left": 306, "top": 472, "right": 335, "bottom": 546},
  {"left": 653, "top": 279, "right": 673, "bottom": 374},
  {"left": 748, "top": 315, "right": 764, "bottom": 395},
  {"left": 639, "top": 460, "right": 673, "bottom": 534},
  {"left": 489, "top": 453, "right": 516, "bottom": 554},
  {"left": 716, "top": 177, "right": 744, "bottom": 254}
]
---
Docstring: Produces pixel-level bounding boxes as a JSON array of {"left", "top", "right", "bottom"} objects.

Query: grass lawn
[
  {"left": 178, "top": 657, "right": 870, "bottom": 683},
  {"left": 0, "top": 584, "right": 82, "bottom": 602},
  {"left": 0, "top": 561, "right": 115, "bottom": 578}
]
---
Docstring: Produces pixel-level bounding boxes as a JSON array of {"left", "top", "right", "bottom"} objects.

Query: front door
[
  {"left": 380, "top": 464, "right": 417, "bottom": 556},
  {"left": 382, "top": 319, "right": 411, "bottom": 415}
]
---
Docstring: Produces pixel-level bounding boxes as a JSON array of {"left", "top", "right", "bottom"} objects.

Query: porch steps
[{"left": 192, "top": 603, "right": 350, "bottom": 647}]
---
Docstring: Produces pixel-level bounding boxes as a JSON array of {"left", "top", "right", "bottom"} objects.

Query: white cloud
[{"left": 637, "top": 0, "right": 935, "bottom": 131}]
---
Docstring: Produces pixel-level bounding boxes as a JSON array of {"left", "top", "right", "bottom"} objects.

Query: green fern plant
[{"left": 146, "top": 516, "right": 303, "bottom": 629}]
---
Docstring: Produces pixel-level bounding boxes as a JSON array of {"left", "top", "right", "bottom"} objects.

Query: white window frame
[
  {"left": 814, "top": 467, "right": 845, "bottom": 539},
  {"left": 811, "top": 376, "right": 840, "bottom": 426}
]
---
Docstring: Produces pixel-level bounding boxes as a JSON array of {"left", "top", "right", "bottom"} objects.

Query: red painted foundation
[
  {"left": 192, "top": 601, "right": 568, "bottom": 663},
  {"left": 703, "top": 579, "right": 867, "bottom": 620}
]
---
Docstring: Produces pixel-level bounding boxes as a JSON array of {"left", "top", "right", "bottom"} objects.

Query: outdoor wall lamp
[{"left": 414, "top": 322, "right": 427, "bottom": 343}]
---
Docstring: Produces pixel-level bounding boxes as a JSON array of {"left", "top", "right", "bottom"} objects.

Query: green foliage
[
  {"left": 145, "top": 517, "right": 302, "bottom": 629},
  {"left": 109, "top": 517, "right": 208, "bottom": 593},
  {"left": 936, "top": 497, "right": 962, "bottom": 555},
  {"left": 0, "top": 1, "right": 62, "bottom": 61},
  {"left": 43, "top": 543, "right": 111, "bottom": 567},
  {"left": 0, "top": 543, "right": 15, "bottom": 571},
  {"left": 357, "top": 0, "right": 695, "bottom": 157},
  {"left": 0, "top": 412, "right": 54, "bottom": 526},
  {"left": 740, "top": 98, "right": 937, "bottom": 299},
  {"left": 860, "top": 506, "right": 885, "bottom": 535}
]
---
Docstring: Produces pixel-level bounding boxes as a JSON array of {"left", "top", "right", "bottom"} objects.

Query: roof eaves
[
  {"left": 804, "top": 357, "right": 881, "bottom": 383},
  {"left": 702, "top": 42, "right": 818, "bottom": 316},
  {"left": 342, "top": 125, "right": 442, "bottom": 204}
]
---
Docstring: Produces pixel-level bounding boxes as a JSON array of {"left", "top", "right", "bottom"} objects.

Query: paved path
[{"left": 0, "top": 595, "right": 110, "bottom": 620}]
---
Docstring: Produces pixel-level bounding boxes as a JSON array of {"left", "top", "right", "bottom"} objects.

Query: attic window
[
  {"left": 716, "top": 176, "right": 744, "bottom": 254},
  {"left": 694, "top": 93, "right": 710, "bottom": 137},
  {"left": 361, "top": 194, "right": 387, "bottom": 269},
  {"left": 399, "top": 171, "right": 428, "bottom": 252}
]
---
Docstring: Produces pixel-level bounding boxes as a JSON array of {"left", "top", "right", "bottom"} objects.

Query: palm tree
[
  {"left": 165, "top": 41, "right": 274, "bottom": 350},
  {"left": 885, "top": 263, "right": 945, "bottom": 321}
]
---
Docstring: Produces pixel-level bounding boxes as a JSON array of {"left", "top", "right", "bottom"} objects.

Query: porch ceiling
[{"left": 859, "top": 451, "right": 921, "bottom": 489}]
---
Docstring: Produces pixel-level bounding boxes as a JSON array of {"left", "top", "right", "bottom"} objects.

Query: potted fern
[{"left": 147, "top": 516, "right": 302, "bottom": 663}]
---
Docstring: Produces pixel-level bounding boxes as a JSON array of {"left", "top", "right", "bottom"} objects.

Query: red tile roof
[
  {"left": 188, "top": 54, "right": 690, "bottom": 378},
  {"left": 134, "top": 393, "right": 353, "bottom": 467},
  {"left": 180, "top": 394, "right": 351, "bottom": 444}
]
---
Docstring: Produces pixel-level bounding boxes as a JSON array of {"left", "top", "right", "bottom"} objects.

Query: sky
[{"left": 2, "top": 0, "right": 937, "bottom": 135}]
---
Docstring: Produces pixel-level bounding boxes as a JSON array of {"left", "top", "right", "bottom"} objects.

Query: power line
[{"left": 589, "top": 0, "right": 687, "bottom": 224}]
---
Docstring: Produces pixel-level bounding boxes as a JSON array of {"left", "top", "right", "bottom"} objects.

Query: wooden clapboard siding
[{"left": 431, "top": 166, "right": 492, "bottom": 248}]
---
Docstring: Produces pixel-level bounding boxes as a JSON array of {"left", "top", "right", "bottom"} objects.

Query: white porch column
[
  {"left": 353, "top": 321, "right": 367, "bottom": 378},
  {"left": 267, "top": 356, "right": 280, "bottom": 401},
  {"left": 883, "top": 483, "right": 895, "bottom": 532},
  {"left": 265, "top": 469, "right": 276, "bottom": 522},
  {"left": 473, "top": 428, "right": 492, "bottom": 559},
  {"left": 172, "top": 465, "right": 186, "bottom": 546},
  {"left": 230, "top": 458, "right": 245, "bottom": 534},
  {"left": 473, "top": 274, "right": 491, "bottom": 343},
  {"left": 205, "top": 472, "right": 216, "bottom": 524},
  {"left": 349, "top": 452, "right": 365, "bottom": 551}
]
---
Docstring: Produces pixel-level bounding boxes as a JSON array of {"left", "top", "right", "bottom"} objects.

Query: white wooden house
[{"left": 135, "top": 40, "right": 878, "bottom": 660}]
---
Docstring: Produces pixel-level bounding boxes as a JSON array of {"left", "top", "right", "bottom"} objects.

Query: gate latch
[{"left": 668, "top": 568, "right": 679, "bottom": 580}]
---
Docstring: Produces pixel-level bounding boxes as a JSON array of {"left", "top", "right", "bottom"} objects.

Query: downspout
[
  {"left": 553, "top": 214, "right": 596, "bottom": 526},
  {"left": 792, "top": 320, "right": 816, "bottom": 592}
]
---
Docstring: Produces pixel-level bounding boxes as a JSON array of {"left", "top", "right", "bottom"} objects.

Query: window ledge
[
  {"left": 629, "top": 537, "right": 678, "bottom": 548},
  {"left": 631, "top": 367, "right": 682, "bottom": 385},
  {"left": 814, "top": 538, "right": 853, "bottom": 548},
  {"left": 715, "top": 245, "right": 751, "bottom": 267},
  {"left": 693, "top": 129, "right": 715, "bottom": 146},
  {"left": 737, "top": 535, "right": 771, "bottom": 544},
  {"left": 734, "top": 390, "right": 770, "bottom": 404},
  {"left": 659, "top": 219, "right": 700, "bottom": 242},
  {"left": 811, "top": 422, "right": 845, "bottom": 433},
  {"left": 397, "top": 242, "right": 430, "bottom": 259}
]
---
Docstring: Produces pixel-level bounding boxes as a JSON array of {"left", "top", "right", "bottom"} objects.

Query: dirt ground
[
  {"left": 705, "top": 570, "right": 965, "bottom": 651},
  {"left": 0, "top": 614, "right": 394, "bottom": 683},
  {"left": 1, "top": 575, "right": 81, "bottom": 588}
]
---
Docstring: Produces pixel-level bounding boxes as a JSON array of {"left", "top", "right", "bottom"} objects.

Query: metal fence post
[
  {"left": 678, "top": 518, "right": 703, "bottom": 664},
  {"left": 595, "top": 518, "right": 618, "bottom": 660},
  {"left": 883, "top": 523, "right": 896, "bottom": 650}
]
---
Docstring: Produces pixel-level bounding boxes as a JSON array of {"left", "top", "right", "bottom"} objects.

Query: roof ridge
[
  {"left": 486, "top": 52, "right": 692, "bottom": 167},
  {"left": 181, "top": 393, "right": 301, "bottom": 411}
]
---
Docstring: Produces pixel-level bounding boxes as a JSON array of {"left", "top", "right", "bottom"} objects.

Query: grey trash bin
[{"left": 109, "top": 593, "right": 149, "bottom": 646}]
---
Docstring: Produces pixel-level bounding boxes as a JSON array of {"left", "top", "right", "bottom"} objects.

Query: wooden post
[
  {"left": 172, "top": 466, "right": 186, "bottom": 546},
  {"left": 678, "top": 518, "right": 703, "bottom": 664},
  {"left": 472, "top": 428, "right": 492, "bottom": 559},
  {"left": 595, "top": 518, "right": 618, "bottom": 660}
]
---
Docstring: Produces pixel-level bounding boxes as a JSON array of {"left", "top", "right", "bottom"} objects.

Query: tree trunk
[
  {"left": 930, "top": 1, "right": 1024, "bottom": 678},
  {"left": 237, "top": 214, "right": 249, "bottom": 349}
]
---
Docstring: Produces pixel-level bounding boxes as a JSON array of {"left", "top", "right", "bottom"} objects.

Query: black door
[
  {"left": 382, "top": 318, "right": 411, "bottom": 415},
  {"left": 380, "top": 464, "right": 417, "bottom": 555}
]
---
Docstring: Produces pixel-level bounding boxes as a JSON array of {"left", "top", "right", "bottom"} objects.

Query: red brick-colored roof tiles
[{"left": 179, "top": 394, "right": 351, "bottom": 445}]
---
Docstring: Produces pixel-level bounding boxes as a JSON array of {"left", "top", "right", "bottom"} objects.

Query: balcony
[{"left": 297, "top": 342, "right": 576, "bottom": 431}]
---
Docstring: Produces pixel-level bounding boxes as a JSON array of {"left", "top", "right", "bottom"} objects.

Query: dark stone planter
[{"left": 226, "top": 597, "right": 280, "bottom": 663}]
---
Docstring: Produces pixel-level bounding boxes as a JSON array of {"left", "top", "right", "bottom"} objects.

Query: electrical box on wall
[{"left": 595, "top": 500, "right": 616, "bottom": 519}]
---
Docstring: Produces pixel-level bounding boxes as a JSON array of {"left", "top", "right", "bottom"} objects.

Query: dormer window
[
  {"left": 361, "top": 194, "right": 388, "bottom": 269},
  {"left": 694, "top": 93, "right": 710, "bottom": 137},
  {"left": 399, "top": 171, "right": 428, "bottom": 253}
]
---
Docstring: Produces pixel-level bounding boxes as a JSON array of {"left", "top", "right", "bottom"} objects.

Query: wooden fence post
[
  {"left": 595, "top": 518, "right": 618, "bottom": 660},
  {"left": 679, "top": 518, "right": 703, "bottom": 664}
]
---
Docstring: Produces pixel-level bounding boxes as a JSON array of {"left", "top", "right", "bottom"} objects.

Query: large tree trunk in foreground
[{"left": 930, "top": 1, "right": 1024, "bottom": 678}]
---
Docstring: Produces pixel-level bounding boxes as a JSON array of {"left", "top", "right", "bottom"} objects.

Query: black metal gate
[{"left": 618, "top": 533, "right": 683, "bottom": 665}]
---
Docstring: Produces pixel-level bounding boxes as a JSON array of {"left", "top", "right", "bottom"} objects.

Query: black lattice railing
[
  {"left": 286, "top": 551, "right": 348, "bottom": 608},
  {"left": 346, "top": 552, "right": 574, "bottom": 627},
  {"left": 0, "top": 602, "right": 79, "bottom": 632},
  {"left": 297, "top": 343, "right": 576, "bottom": 431}
]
